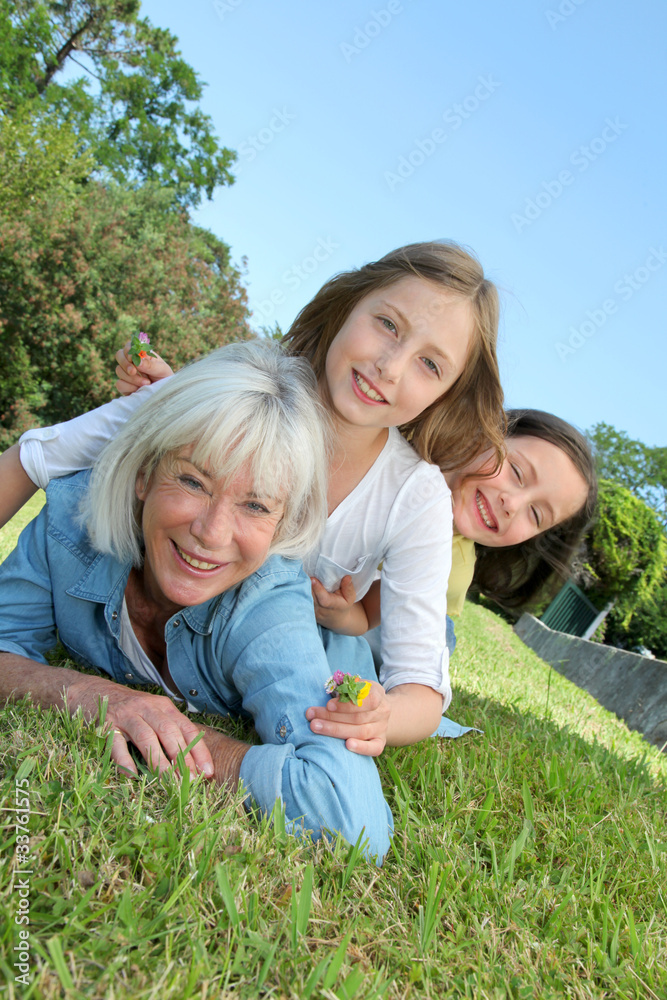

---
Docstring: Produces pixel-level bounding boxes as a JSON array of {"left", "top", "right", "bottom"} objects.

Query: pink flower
[
  {"left": 332, "top": 670, "right": 345, "bottom": 686},
  {"left": 138, "top": 331, "right": 150, "bottom": 344}
]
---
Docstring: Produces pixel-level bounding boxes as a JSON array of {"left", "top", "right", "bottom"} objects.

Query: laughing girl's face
[{"left": 448, "top": 435, "right": 589, "bottom": 547}]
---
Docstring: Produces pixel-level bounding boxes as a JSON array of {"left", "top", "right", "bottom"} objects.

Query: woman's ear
[{"left": 135, "top": 469, "right": 148, "bottom": 502}]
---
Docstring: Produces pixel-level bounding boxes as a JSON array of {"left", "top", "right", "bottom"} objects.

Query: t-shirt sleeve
[
  {"left": 377, "top": 465, "right": 453, "bottom": 707},
  {"left": 19, "top": 381, "right": 168, "bottom": 489},
  {"left": 447, "top": 534, "right": 477, "bottom": 617}
]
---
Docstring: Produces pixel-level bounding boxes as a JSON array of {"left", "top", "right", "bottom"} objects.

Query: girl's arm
[
  {"left": 307, "top": 465, "right": 453, "bottom": 753},
  {"left": 13, "top": 381, "right": 166, "bottom": 495},
  {"left": 2, "top": 346, "right": 173, "bottom": 527},
  {"left": 0, "top": 445, "right": 38, "bottom": 528}
]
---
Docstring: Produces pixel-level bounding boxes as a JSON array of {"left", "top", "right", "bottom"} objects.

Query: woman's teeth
[
  {"left": 475, "top": 491, "right": 496, "bottom": 529},
  {"left": 176, "top": 545, "right": 220, "bottom": 570},
  {"left": 354, "top": 371, "right": 386, "bottom": 402}
]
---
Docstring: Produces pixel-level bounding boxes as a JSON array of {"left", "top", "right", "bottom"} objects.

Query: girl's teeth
[
  {"left": 475, "top": 492, "right": 496, "bottom": 529},
  {"left": 176, "top": 545, "right": 219, "bottom": 570},
  {"left": 354, "top": 372, "right": 385, "bottom": 402}
]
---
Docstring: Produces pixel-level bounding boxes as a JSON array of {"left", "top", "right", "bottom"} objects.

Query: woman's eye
[
  {"left": 179, "top": 475, "right": 204, "bottom": 491},
  {"left": 380, "top": 317, "right": 397, "bottom": 334},
  {"left": 531, "top": 506, "right": 541, "bottom": 528},
  {"left": 511, "top": 464, "right": 523, "bottom": 484},
  {"left": 245, "top": 501, "right": 270, "bottom": 514}
]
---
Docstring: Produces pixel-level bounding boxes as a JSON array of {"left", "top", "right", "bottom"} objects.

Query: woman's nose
[{"left": 191, "top": 500, "right": 233, "bottom": 548}]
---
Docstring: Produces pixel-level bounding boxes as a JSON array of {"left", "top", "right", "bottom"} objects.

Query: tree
[
  {"left": 0, "top": 182, "right": 250, "bottom": 447},
  {"left": 581, "top": 479, "right": 667, "bottom": 647},
  {"left": 0, "top": 0, "right": 235, "bottom": 208},
  {"left": 587, "top": 422, "right": 667, "bottom": 527},
  {"left": 0, "top": 107, "right": 94, "bottom": 214}
]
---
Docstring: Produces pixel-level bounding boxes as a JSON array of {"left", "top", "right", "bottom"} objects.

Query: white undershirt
[{"left": 119, "top": 598, "right": 197, "bottom": 711}]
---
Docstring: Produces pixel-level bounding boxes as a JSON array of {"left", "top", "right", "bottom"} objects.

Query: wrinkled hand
[
  {"left": 66, "top": 673, "right": 214, "bottom": 779},
  {"left": 310, "top": 575, "right": 369, "bottom": 636},
  {"left": 305, "top": 680, "right": 390, "bottom": 756},
  {"left": 115, "top": 340, "right": 174, "bottom": 395}
]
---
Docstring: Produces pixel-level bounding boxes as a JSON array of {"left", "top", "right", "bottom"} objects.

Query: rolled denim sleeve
[
  {"left": 0, "top": 508, "right": 57, "bottom": 663},
  {"left": 223, "top": 574, "right": 393, "bottom": 863}
]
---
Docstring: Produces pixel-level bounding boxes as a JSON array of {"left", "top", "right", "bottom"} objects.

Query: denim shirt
[{"left": 0, "top": 472, "right": 392, "bottom": 860}]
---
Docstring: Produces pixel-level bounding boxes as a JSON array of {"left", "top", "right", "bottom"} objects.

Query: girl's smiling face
[
  {"left": 448, "top": 435, "right": 589, "bottom": 547},
  {"left": 323, "top": 276, "right": 474, "bottom": 431}
]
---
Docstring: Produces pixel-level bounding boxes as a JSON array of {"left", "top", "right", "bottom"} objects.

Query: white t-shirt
[{"left": 20, "top": 384, "right": 453, "bottom": 706}]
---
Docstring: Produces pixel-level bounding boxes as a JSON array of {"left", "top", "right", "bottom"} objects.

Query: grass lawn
[{"left": 1, "top": 499, "right": 666, "bottom": 998}]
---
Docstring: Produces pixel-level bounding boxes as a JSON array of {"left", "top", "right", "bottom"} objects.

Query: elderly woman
[{"left": 0, "top": 341, "right": 392, "bottom": 860}]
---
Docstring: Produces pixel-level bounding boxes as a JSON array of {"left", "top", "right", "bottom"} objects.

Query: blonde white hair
[{"left": 84, "top": 340, "right": 330, "bottom": 566}]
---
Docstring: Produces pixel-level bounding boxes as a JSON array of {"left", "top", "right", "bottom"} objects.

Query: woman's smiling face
[
  {"left": 323, "top": 276, "right": 474, "bottom": 431},
  {"left": 449, "top": 435, "right": 589, "bottom": 547},
  {"left": 136, "top": 449, "right": 285, "bottom": 616}
]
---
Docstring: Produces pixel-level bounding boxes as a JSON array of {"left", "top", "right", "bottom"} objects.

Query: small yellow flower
[{"left": 356, "top": 681, "right": 372, "bottom": 706}]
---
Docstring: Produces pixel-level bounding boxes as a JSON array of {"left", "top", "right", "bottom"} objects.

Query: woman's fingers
[
  {"left": 149, "top": 715, "right": 214, "bottom": 778},
  {"left": 101, "top": 693, "right": 214, "bottom": 779},
  {"left": 108, "top": 729, "right": 139, "bottom": 776}
]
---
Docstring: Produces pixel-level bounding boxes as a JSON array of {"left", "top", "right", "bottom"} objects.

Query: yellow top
[{"left": 447, "top": 533, "right": 477, "bottom": 616}]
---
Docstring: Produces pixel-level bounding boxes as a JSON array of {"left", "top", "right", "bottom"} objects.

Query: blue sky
[{"left": 139, "top": 0, "right": 666, "bottom": 446}]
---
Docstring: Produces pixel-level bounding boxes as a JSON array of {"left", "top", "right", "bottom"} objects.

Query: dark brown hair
[
  {"left": 281, "top": 241, "right": 506, "bottom": 472},
  {"left": 472, "top": 409, "right": 598, "bottom": 610}
]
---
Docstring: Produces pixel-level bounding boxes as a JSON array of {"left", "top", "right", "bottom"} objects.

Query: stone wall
[{"left": 514, "top": 614, "right": 667, "bottom": 751}]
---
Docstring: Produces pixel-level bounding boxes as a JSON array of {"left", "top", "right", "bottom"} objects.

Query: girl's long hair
[
  {"left": 472, "top": 409, "right": 598, "bottom": 610},
  {"left": 282, "top": 241, "right": 506, "bottom": 472}
]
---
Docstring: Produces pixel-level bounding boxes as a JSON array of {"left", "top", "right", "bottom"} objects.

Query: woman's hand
[
  {"left": 65, "top": 672, "right": 214, "bottom": 779},
  {"left": 310, "top": 575, "right": 370, "bottom": 636},
  {"left": 305, "top": 680, "right": 390, "bottom": 756},
  {"left": 115, "top": 340, "right": 174, "bottom": 395}
]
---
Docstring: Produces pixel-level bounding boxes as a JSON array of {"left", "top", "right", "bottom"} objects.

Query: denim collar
[{"left": 66, "top": 549, "right": 236, "bottom": 636}]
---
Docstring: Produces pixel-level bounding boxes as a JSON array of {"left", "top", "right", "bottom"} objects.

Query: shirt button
[
  {"left": 189, "top": 689, "right": 198, "bottom": 697},
  {"left": 173, "top": 619, "right": 181, "bottom": 627},
  {"left": 279, "top": 725, "right": 287, "bottom": 738},
  {"left": 111, "top": 612, "right": 118, "bottom": 621},
  {"left": 124, "top": 672, "right": 133, "bottom": 680}
]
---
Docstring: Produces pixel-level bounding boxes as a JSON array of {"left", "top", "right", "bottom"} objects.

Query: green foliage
[
  {"left": 0, "top": 0, "right": 235, "bottom": 207},
  {"left": 620, "top": 580, "right": 667, "bottom": 660},
  {"left": 588, "top": 421, "right": 667, "bottom": 527},
  {"left": 0, "top": 106, "right": 94, "bottom": 214},
  {"left": 584, "top": 479, "right": 667, "bottom": 631},
  {"left": 0, "top": 182, "right": 250, "bottom": 447}
]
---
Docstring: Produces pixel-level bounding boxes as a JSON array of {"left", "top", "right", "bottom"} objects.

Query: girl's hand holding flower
[
  {"left": 115, "top": 335, "right": 174, "bottom": 395},
  {"left": 306, "top": 677, "right": 391, "bottom": 757}
]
